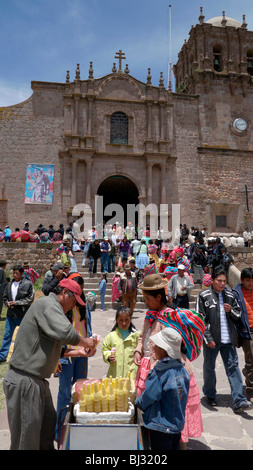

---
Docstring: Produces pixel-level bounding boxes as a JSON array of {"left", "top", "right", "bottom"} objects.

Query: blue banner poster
[{"left": 24, "top": 164, "right": 54, "bottom": 204}]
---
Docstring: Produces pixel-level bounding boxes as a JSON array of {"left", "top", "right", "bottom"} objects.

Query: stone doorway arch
[{"left": 97, "top": 175, "right": 139, "bottom": 227}]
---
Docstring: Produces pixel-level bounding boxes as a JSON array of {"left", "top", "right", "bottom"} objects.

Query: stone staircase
[
  {"left": 74, "top": 252, "right": 145, "bottom": 310},
  {"left": 74, "top": 252, "right": 202, "bottom": 311}
]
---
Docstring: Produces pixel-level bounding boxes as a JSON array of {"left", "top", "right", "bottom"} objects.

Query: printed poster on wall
[{"left": 24, "top": 164, "right": 54, "bottom": 204}]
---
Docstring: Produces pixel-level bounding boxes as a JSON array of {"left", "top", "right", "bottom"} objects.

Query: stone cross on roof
[{"left": 115, "top": 50, "right": 126, "bottom": 71}]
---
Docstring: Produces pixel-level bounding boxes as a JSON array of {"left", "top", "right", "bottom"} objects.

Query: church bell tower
[{"left": 173, "top": 8, "right": 253, "bottom": 97}]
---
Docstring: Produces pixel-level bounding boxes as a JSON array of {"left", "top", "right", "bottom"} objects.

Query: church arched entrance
[{"left": 97, "top": 175, "right": 139, "bottom": 227}]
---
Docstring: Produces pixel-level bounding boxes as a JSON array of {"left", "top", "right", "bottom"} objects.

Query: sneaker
[{"left": 233, "top": 402, "right": 253, "bottom": 414}]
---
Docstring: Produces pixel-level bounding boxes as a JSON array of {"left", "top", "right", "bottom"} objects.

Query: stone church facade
[{"left": 1, "top": 8, "right": 253, "bottom": 235}]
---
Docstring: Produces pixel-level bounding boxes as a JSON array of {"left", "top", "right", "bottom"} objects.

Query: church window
[
  {"left": 247, "top": 50, "right": 253, "bottom": 76},
  {"left": 213, "top": 45, "right": 223, "bottom": 72},
  {"left": 110, "top": 112, "right": 128, "bottom": 145},
  {"left": 216, "top": 215, "right": 227, "bottom": 228}
]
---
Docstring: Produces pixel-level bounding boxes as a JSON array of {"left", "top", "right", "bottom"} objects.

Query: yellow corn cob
[
  {"left": 116, "top": 378, "right": 125, "bottom": 411},
  {"left": 94, "top": 381, "right": 101, "bottom": 413},
  {"left": 86, "top": 383, "right": 93, "bottom": 412},
  {"left": 101, "top": 383, "right": 109, "bottom": 412},
  {"left": 79, "top": 388, "right": 86, "bottom": 412},
  {"left": 108, "top": 383, "right": 116, "bottom": 412},
  {"left": 123, "top": 378, "right": 130, "bottom": 412},
  {"left": 114, "top": 377, "right": 119, "bottom": 391}
]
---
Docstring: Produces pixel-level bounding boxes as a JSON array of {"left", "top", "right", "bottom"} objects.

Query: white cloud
[{"left": 0, "top": 82, "right": 31, "bottom": 107}]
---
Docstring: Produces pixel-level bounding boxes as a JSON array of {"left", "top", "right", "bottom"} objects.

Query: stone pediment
[{"left": 97, "top": 74, "right": 145, "bottom": 101}]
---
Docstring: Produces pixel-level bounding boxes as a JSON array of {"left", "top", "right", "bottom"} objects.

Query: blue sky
[{"left": 0, "top": 0, "right": 252, "bottom": 106}]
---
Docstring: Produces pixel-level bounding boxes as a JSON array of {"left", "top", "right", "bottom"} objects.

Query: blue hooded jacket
[{"left": 135, "top": 357, "right": 190, "bottom": 434}]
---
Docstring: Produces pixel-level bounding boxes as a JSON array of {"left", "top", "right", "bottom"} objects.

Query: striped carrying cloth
[
  {"left": 143, "top": 263, "right": 157, "bottom": 276},
  {"left": 177, "top": 256, "right": 191, "bottom": 271},
  {"left": 145, "top": 307, "right": 205, "bottom": 362},
  {"left": 202, "top": 273, "right": 212, "bottom": 286},
  {"left": 148, "top": 244, "right": 158, "bottom": 254},
  {"left": 164, "top": 266, "right": 177, "bottom": 276}
]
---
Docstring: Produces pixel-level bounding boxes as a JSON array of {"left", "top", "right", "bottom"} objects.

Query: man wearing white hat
[{"left": 167, "top": 264, "right": 194, "bottom": 308}]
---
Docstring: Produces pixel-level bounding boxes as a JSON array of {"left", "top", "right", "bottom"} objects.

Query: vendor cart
[
  {"left": 60, "top": 401, "right": 141, "bottom": 450},
  {"left": 58, "top": 377, "right": 150, "bottom": 451}
]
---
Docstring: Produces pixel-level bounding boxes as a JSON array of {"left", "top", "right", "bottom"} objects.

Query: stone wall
[
  {"left": 0, "top": 243, "right": 61, "bottom": 276},
  {"left": 228, "top": 247, "right": 253, "bottom": 271},
  {"left": 0, "top": 86, "right": 65, "bottom": 230}
]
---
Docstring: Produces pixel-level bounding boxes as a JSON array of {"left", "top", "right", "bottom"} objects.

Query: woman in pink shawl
[{"left": 111, "top": 271, "right": 122, "bottom": 302}]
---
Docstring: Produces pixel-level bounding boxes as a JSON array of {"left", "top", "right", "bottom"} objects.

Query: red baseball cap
[{"left": 59, "top": 278, "right": 85, "bottom": 306}]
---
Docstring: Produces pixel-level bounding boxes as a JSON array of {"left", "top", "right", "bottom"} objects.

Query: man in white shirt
[
  {"left": 243, "top": 228, "right": 251, "bottom": 247},
  {"left": 167, "top": 264, "right": 194, "bottom": 308},
  {"left": 131, "top": 238, "right": 141, "bottom": 256}
]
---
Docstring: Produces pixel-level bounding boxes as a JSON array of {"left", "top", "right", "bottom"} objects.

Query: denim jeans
[
  {"left": 100, "top": 253, "right": 109, "bottom": 272},
  {"left": 203, "top": 342, "right": 247, "bottom": 408},
  {"left": 100, "top": 293, "right": 105, "bottom": 310},
  {"left": 0, "top": 316, "right": 22, "bottom": 361},
  {"left": 89, "top": 257, "right": 98, "bottom": 273},
  {"left": 120, "top": 251, "right": 129, "bottom": 261},
  {"left": 108, "top": 255, "right": 115, "bottom": 273},
  {"left": 56, "top": 357, "right": 87, "bottom": 441}
]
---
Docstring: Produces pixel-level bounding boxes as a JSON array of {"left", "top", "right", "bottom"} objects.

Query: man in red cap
[{"left": 3, "top": 277, "right": 96, "bottom": 450}]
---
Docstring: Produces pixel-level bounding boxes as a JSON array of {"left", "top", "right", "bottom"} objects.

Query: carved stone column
[
  {"left": 85, "top": 159, "right": 93, "bottom": 206},
  {"left": 71, "top": 158, "right": 77, "bottom": 207},
  {"left": 146, "top": 162, "right": 153, "bottom": 205},
  {"left": 73, "top": 96, "right": 80, "bottom": 135},
  {"left": 160, "top": 162, "right": 167, "bottom": 205}
]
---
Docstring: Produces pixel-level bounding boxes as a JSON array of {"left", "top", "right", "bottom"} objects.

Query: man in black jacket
[
  {"left": 191, "top": 245, "right": 207, "bottom": 284},
  {"left": 0, "top": 265, "right": 34, "bottom": 362},
  {"left": 196, "top": 265, "right": 253, "bottom": 413},
  {"left": 87, "top": 239, "right": 101, "bottom": 276}
]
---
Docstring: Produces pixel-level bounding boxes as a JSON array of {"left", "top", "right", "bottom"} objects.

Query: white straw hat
[{"left": 150, "top": 328, "right": 182, "bottom": 359}]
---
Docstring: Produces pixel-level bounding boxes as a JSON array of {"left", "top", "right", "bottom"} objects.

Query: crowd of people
[{"left": 0, "top": 220, "right": 253, "bottom": 451}]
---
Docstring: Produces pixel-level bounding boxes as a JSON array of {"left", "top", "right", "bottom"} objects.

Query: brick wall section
[{"left": 0, "top": 85, "right": 65, "bottom": 229}]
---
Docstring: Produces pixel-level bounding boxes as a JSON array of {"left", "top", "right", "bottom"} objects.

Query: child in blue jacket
[
  {"left": 99, "top": 273, "right": 107, "bottom": 311},
  {"left": 135, "top": 327, "right": 190, "bottom": 450}
]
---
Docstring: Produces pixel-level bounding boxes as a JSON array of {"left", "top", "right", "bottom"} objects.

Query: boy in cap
[{"left": 135, "top": 327, "right": 190, "bottom": 450}]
